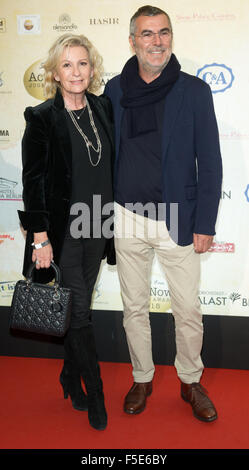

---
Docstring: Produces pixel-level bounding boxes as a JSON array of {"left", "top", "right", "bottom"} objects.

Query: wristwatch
[{"left": 31, "top": 239, "right": 50, "bottom": 249}]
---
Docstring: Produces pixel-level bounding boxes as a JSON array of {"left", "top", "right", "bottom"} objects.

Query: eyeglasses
[{"left": 133, "top": 29, "right": 172, "bottom": 43}]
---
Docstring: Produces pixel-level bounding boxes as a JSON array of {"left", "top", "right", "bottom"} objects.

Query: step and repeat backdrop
[{"left": 0, "top": 0, "right": 249, "bottom": 316}]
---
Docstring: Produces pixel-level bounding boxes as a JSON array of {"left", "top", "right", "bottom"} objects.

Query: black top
[
  {"left": 65, "top": 104, "right": 113, "bottom": 236},
  {"left": 115, "top": 98, "right": 165, "bottom": 219}
]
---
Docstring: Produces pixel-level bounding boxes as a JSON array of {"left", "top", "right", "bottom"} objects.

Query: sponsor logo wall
[{"left": 0, "top": 0, "right": 249, "bottom": 316}]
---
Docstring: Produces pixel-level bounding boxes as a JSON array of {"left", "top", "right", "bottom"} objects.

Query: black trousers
[{"left": 59, "top": 228, "right": 107, "bottom": 329}]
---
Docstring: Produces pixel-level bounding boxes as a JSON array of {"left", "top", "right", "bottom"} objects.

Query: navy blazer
[{"left": 105, "top": 70, "right": 222, "bottom": 246}]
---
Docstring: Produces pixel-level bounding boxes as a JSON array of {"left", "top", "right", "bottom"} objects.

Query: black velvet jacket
[{"left": 18, "top": 89, "right": 116, "bottom": 283}]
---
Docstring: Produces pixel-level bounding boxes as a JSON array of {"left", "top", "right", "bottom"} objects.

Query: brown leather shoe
[
  {"left": 181, "top": 382, "right": 217, "bottom": 422},
  {"left": 124, "top": 381, "right": 153, "bottom": 414}
]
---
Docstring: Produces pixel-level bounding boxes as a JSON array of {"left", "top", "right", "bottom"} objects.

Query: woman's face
[{"left": 54, "top": 45, "right": 93, "bottom": 99}]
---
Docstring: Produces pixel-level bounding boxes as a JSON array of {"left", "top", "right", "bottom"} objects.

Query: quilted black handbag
[{"left": 9, "top": 261, "right": 72, "bottom": 337}]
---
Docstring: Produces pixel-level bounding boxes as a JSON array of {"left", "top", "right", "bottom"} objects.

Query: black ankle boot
[
  {"left": 68, "top": 325, "right": 107, "bottom": 431},
  {"left": 59, "top": 360, "right": 88, "bottom": 411}
]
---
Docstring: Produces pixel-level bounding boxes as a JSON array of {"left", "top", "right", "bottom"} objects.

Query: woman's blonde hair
[{"left": 43, "top": 33, "right": 104, "bottom": 98}]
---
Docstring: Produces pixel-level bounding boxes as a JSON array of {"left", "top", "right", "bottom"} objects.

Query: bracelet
[{"left": 31, "top": 239, "right": 50, "bottom": 249}]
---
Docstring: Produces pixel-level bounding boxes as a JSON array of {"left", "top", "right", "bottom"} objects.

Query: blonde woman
[{"left": 18, "top": 34, "right": 115, "bottom": 431}]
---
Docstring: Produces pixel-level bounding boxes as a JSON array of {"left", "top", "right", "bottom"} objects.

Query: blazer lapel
[
  {"left": 106, "top": 82, "right": 123, "bottom": 160},
  {"left": 161, "top": 76, "right": 185, "bottom": 161},
  {"left": 52, "top": 90, "right": 72, "bottom": 174},
  {"left": 115, "top": 106, "right": 123, "bottom": 160}
]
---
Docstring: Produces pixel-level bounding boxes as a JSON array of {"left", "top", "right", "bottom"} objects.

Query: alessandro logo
[{"left": 53, "top": 14, "right": 77, "bottom": 31}]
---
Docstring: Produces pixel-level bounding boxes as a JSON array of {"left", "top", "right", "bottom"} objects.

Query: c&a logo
[
  {"left": 197, "top": 63, "right": 234, "bottom": 93},
  {"left": 244, "top": 185, "right": 249, "bottom": 202}
]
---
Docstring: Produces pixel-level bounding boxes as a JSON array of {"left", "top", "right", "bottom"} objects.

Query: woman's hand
[{"left": 32, "top": 232, "right": 54, "bottom": 269}]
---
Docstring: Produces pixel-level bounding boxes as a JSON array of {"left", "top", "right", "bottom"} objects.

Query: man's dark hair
[{"left": 129, "top": 5, "right": 172, "bottom": 36}]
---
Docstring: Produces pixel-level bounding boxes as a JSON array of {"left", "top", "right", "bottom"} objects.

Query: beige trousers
[{"left": 114, "top": 203, "right": 204, "bottom": 384}]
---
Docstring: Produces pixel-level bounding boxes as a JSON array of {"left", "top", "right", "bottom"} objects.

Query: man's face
[{"left": 129, "top": 14, "right": 173, "bottom": 81}]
